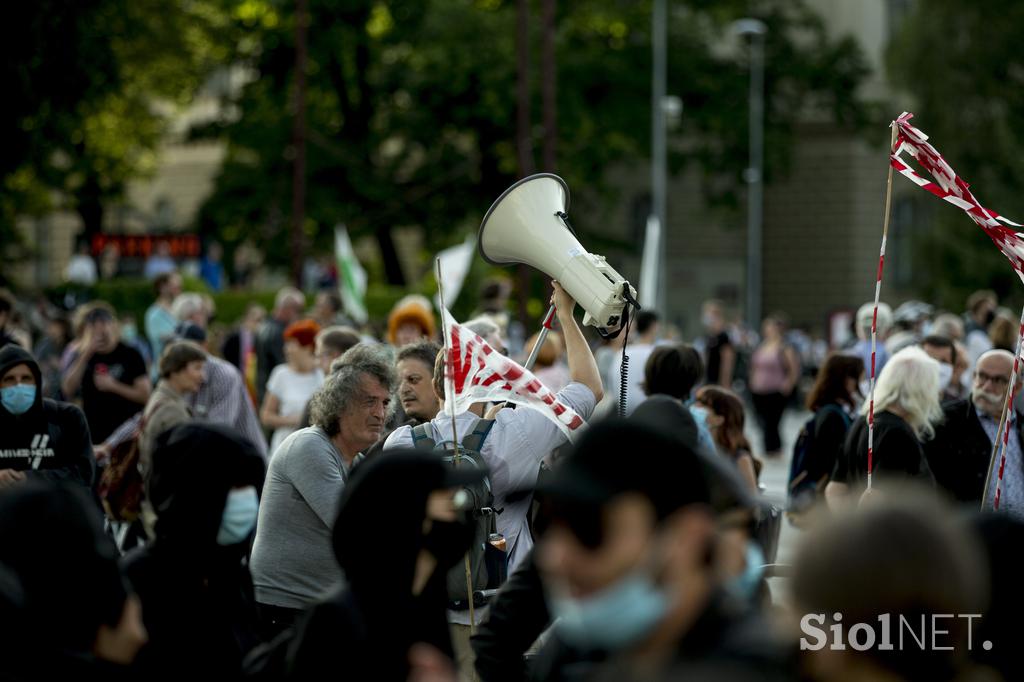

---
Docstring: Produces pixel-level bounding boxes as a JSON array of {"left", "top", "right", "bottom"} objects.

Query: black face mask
[
  {"left": 421, "top": 516, "right": 474, "bottom": 570},
  {"left": 985, "top": 310, "right": 997, "bottom": 327}
]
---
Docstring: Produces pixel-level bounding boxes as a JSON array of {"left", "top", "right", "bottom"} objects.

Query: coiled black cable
[{"left": 618, "top": 352, "right": 630, "bottom": 418}]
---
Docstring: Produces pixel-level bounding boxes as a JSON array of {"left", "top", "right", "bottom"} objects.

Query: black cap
[
  {"left": 535, "top": 418, "right": 713, "bottom": 521},
  {"left": 630, "top": 395, "right": 760, "bottom": 514}
]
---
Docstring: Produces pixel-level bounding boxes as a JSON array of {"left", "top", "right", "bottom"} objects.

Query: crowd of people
[{"left": 0, "top": 274, "right": 1021, "bottom": 681}]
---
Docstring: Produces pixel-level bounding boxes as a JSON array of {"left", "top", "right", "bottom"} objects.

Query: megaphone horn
[{"left": 478, "top": 173, "right": 639, "bottom": 332}]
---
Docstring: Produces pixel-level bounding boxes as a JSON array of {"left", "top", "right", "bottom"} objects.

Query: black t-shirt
[
  {"left": 806, "top": 404, "right": 852, "bottom": 487},
  {"left": 833, "top": 411, "right": 935, "bottom": 488},
  {"left": 705, "top": 332, "right": 732, "bottom": 385},
  {"left": 81, "top": 342, "right": 147, "bottom": 442}
]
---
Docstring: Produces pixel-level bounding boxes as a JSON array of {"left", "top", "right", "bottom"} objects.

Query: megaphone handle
[{"left": 523, "top": 305, "right": 557, "bottom": 372}]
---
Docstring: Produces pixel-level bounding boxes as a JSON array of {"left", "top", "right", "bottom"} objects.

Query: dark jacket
[
  {"left": 0, "top": 345, "right": 96, "bottom": 487},
  {"left": 834, "top": 412, "right": 935, "bottom": 489},
  {"left": 925, "top": 399, "right": 1023, "bottom": 504},
  {"left": 0, "top": 482, "right": 133, "bottom": 680},
  {"left": 472, "top": 551, "right": 550, "bottom": 682},
  {"left": 528, "top": 592, "right": 795, "bottom": 682},
  {"left": 121, "top": 422, "right": 266, "bottom": 682},
  {"left": 284, "top": 452, "right": 469, "bottom": 680},
  {"left": 255, "top": 317, "right": 286, "bottom": 405}
]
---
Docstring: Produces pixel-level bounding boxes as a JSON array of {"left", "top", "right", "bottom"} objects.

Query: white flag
[
  {"left": 433, "top": 236, "right": 476, "bottom": 313},
  {"left": 334, "top": 225, "right": 368, "bottom": 324},
  {"left": 440, "top": 307, "right": 586, "bottom": 440},
  {"left": 639, "top": 214, "right": 661, "bottom": 310}
]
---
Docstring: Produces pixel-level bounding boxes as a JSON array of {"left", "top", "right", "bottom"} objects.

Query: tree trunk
[
  {"left": 290, "top": 0, "right": 309, "bottom": 288},
  {"left": 515, "top": 0, "right": 535, "bottom": 329},
  {"left": 541, "top": 0, "right": 557, "bottom": 172}
]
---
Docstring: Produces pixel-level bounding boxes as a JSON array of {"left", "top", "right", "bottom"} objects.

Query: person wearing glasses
[{"left": 925, "top": 349, "right": 1024, "bottom": 512}]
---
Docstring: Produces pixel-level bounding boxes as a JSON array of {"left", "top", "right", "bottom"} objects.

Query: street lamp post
[{"left": 733, "top": 18, "right": 767, "bottom": 331}]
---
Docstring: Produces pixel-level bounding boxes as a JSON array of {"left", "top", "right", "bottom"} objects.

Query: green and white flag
[{"left": 334, "top": 224, "right": 368, "bottom": 324}]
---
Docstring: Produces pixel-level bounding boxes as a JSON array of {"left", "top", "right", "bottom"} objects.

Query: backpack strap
[
  {"left": 411, "top": 423, "right": 436, "bottom": 451},
  {"left": 461, "top": 418, "right": 495, "bottom": 454},
  {"left": 818, "top": 403, "right": 852, "bottom": 427}
]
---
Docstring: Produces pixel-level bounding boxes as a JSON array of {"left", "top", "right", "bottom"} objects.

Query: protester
[
  {"left": 639, "top": 343, "right": 716, "bottom": 454},
  {"left": 199, "top": 241, "right": 226, "bottom": 292},
  {"left": 792, "top": 492, "right": 987, "bottom": 682},
  {"left": 250, "top": 349, "right": 396, "bottom": 636},
  {"left": 386, "top": 283, "right": 601, "bottom": 675},
  {"left": 464, "top": 316, "right": 508, "bottom": 355},
  {"left": 702, "top": 299, "right": 736, "bottom": 387},
  {"left": 0, "top": 482, "right": 148, "bottom": 676},
  {"left": 986, "top": 308, "right": 1016, "bottom": 353},
  {"left": 920, "top": 334, "right": 958, "bottom": 401},
  {"left": 931, "top": 312, "right": 965, "bottom": 342},
  {"left": 968, "top": 513, "right": 1024, "bottom": 681},
  {"left": 64, "top": 239, "right": 99, "bottom": 286},
  {"left": 284, "top": 450, "right": 481, "bottom": 680},
  {"left": 144, "top": 242, "right": 177, "bottom": 279},
  {"left": 0, "top": 344, "right": 96, "bottom": 488},
  {"left": 313, "top": 325, "right": 361, "bottom": 375},
  {"left": 791, "top": 353, "right": 864, "bottom": 512},
  {"left": 172, "top": 317, "right": 269, "bottom": 460},
  {"left": 256, "top": 286, "right": 306, "bottom": 404},
  {"left": 261, "top": 319, "right": 324, "bottom": 456},
  {"left": 388, "top": 294, "right": 437, "bottom": 346},
  {"left": 138, "top": 341, "right": 207, "bottom": 477},
  {"left": 523, "top": 331, "right": 570, "bottom": 393},
  {"left": 122, "top": 423, "right": 265, "bottom": 681},
  {"left": 396, "top": 341, "right": 443, "bottom": 424},
  {"left": 32, "top": 314, "right": 70, "bottom": 400},
  {"left": 145, "top": 272, "right": 183, "bottom": 370},
  {"left": 827, "top": 346, "right": 940, "bottom": 502},
  {"left": 694, "top": 385, "right": 759, "bottom": 493},
  {"left": 851, "top": 301, "right": 892, "bottom": 377},
  {"left": 886, "top": 300, "right": 932, "bottom": 355},
  {"left": 964, "top": 290, "right": 997, "bottom": 366},
  {"left": 311, "top": 290, "right": 349, "bottom": 329},
  {"left": 61, "top": 302, "right": 151, "bottom": 443},
  {"left": 749, "top": 314, "right": 801, "bottom": 458},
  {"left": 610, "top": 309, "right": 659, "bottom": 415},
  {"left": 528, "top": 418, "right": 792, "bottom": 681},
  {"left": 0, "top": 289, "right": 21, "bottom": 349},
  {"left": 925, "top": 349, "right": 1023, "bottom": 510}
]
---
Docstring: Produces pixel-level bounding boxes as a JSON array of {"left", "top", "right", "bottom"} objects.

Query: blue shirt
[{"left": 980, "top": 410, "right": 1024, "bottom": 519}]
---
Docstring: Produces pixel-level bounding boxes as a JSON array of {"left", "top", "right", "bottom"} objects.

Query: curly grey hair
[{"left": 310, "top": 345, "right": 397, "bottom": 437}]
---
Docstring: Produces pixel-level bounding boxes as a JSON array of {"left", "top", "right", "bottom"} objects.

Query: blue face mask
[
  {"left": 216, "top": 486, "right": 259, "bottom": 546},
  {"left": 1, "top": 385, "right": 36, "bottom": 415},
  {"left": 727, "top": 540, "right": 766, "bottom": 601},
  {"left": 549, "top": 571, "right": 669, "bottom": 650}
]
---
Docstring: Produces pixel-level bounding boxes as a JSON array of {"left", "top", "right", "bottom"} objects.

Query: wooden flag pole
[
  {"left": 435, "top": 257, "right": 476, "bottom": 631},
  {"left": 866, "top": 121, "right": 899, "bottom": 492}
]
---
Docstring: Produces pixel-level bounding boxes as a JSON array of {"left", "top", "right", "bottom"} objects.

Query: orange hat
[
  {"left": 283, "top": 319, "right": 321, "bottom": 348},
  {"left": 387, "top": 295, "right": 436, "bottom": 345}
]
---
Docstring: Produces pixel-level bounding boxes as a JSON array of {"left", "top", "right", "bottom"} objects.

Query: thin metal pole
[
  {"left": 651, "top": 0, "right": 666, "bottom": 317},
  {"left": 745, "top": 30, "right": 765, "bottom": 331}
]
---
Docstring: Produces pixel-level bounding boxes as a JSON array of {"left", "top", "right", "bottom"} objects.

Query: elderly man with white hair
[
  {"left": 826, "top": 346, "right": 940, "bottom": 505},
  {"left": 925, "top": 349, "right": 1024, "bottom": 513}
]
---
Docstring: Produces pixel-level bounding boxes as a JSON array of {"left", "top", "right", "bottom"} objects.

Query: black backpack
[
  {"left": 411, "top": 418, "right": 508, "bottom": 608},
  {"left": 787, "top": 404, "right": 850, "bottom": 523}
]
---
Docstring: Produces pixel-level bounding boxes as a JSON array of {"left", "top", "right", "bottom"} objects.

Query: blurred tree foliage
[
  {"left": 196, "top": 0, "right": 871, "bottom": 284},
  {"left": 1, "top": 0, "right": 234, "bottom": 260},
  {"left": 888, "top": 1, "right": 1024, "bottom": 310}
]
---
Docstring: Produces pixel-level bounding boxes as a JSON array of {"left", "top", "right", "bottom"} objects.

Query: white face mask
[
  {"left": 937, "top": 363, "right": 954, "bottom": 392},
  {"left": 859, "top": 378, "right": 871, "bottom": 399}
]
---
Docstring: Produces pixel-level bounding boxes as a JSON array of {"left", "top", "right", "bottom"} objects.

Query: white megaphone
[{"left": 478, "top": 173, "right": 639, "bottom": 333}]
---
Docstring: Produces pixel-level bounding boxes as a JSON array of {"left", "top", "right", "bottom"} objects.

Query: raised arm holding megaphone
[{"left": 477, "top": 173, "right": 640, "bottom": 416}]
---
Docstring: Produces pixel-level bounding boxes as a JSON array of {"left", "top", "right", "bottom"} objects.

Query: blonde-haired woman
[{"left": 826, "top": 346, "right": 940, "bottom": 505}]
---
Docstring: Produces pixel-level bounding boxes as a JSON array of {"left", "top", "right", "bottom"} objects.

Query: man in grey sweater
[{"left": 249, "top": 347, "right": 396, "bottom": 637}]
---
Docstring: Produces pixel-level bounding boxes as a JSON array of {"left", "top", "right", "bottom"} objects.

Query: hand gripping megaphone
[{"left": 478, "top": 173, "right": 639, "bottom": 334}]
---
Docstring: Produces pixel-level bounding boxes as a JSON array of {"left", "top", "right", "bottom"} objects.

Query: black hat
[
  {"left": 630, "top": 396, "right": 760, "bottom": 514},
  {"left": 535, "top": 418, "right": 713, "bottom": 522}
]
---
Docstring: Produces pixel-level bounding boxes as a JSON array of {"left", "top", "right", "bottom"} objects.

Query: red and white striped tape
[{"left": 890, "top": 112, "right": 1024, "bottom": 508}]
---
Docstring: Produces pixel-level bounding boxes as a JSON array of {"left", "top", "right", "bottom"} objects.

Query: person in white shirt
[
  {"left": 261, "top": 320, "right": 325, "bottom": 456},
  {"left": 605, "top": 309, "right": 660, "bottom": 415},
  {"left": 384, "top": 282, "right": 603, "bottom": 673},
  {"left": 64, "top": 241, "right": 98, "bottom": 286}
]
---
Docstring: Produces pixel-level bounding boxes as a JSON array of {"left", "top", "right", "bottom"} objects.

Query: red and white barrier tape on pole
[{"left": 889, "top": 112, "right": 1024, "bottom": 508}]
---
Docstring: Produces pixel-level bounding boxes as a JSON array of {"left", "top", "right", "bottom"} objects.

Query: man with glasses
[{"left": 926, "top": 349, "right": 1024, "bottom": 511}]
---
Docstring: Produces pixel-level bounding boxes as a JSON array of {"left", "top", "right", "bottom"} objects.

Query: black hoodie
[
  {"left": 121, "top": 422, "right": 266, "bottom": 682},
  {"left": 283, "top": 451, "right": 476, "bottom": 681},
  {"left": 0, "top": 345, "right": 96, "bottom": 487}
]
